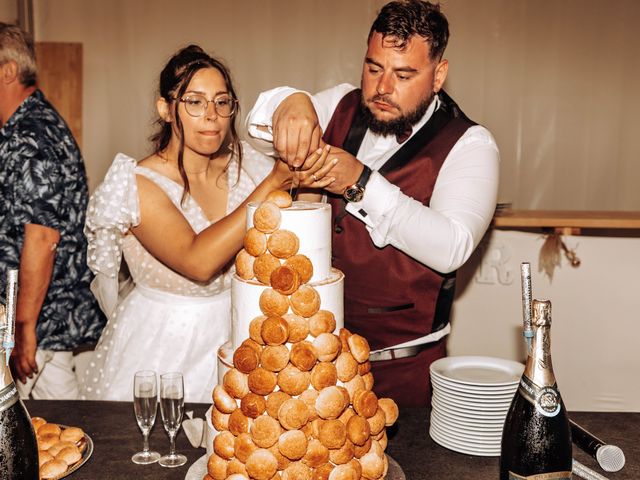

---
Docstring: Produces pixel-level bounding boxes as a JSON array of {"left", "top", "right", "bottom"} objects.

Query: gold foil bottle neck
[{"left": 532, "top": 299, "right": 552, "bottom": 327}]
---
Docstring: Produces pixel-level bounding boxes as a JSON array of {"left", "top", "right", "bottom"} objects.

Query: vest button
[{"left": 334, "top": 225, "right": 343, "bottom": 233}]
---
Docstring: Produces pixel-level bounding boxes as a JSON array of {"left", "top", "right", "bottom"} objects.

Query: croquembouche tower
[{"left": 207, "top": 191, "right": 398, "bottom": 480}]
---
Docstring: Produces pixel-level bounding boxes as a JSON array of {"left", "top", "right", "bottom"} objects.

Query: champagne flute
[
  {"left": 132, "top": 370, "right": 161, "bottom": 464},
  {"left": 158, "top": 372, "right": 187, "bottom": 468}
]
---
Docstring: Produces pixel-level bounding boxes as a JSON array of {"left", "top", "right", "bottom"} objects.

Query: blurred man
[
  {"left": 0, "top": 22, "right": 105, "bottom": 399},
  {"left": 247, "top": 1, "right": 499, "bottom": 406}
]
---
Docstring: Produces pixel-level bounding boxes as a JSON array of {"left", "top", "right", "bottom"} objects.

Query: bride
[{"left": 79, "top": 45, "right": 334, "bottom": 402}]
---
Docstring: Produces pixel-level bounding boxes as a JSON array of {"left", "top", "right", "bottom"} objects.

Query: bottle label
[
  {"left": 518, "top": 375, "right": 561, "bottom": 417},
  {"left": 509, "top": 472, "right": 572, "bottom": 479},
  {"left": 0, "top": 382, "right": 19, "bottom": 413}
]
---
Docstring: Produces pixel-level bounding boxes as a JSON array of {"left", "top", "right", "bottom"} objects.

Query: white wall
[
  {"left": 450, "top": 230, "right": 640, "bottom": 412},
  {"left": 32, "top": 0, "right": 640, "bottom": 210},
  {"left": 0, "top": 0, "right": 17, "bottom": 22}
]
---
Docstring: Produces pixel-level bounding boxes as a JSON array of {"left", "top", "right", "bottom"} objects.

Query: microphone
[{"left": 570, "top": 420, "right": 625, "bottom": 472}]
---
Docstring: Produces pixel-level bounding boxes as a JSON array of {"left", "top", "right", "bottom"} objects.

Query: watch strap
[{"left": 356, "top": 164, "right": 372, "bottom": 188}]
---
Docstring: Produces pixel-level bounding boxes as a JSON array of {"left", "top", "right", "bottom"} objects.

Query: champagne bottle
[
  {"left": 0, "top": 270, "right": 39, "bottom": 479},
  {"left": 499, "top": 299, "right": 572, "bottom": 479}
]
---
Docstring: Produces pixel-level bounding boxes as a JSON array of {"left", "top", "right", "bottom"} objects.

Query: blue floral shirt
[{"left": 0, "top": 90, "right": 105, "bottom": 351}]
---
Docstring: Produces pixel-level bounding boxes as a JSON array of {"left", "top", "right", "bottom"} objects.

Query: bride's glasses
[{"left": 131, "top": 370, "right": 161, "bottom": 464}]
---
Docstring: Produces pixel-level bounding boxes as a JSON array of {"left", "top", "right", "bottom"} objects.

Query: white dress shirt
[{"left": 247, "top": 84, "right": 500, "bottom": 274}]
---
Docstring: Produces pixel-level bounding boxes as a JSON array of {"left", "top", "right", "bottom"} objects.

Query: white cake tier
[
  {"left": 230, "top": 268, "right": 344, "bottom": 351},
  {"left": 246, "top": 201, "right": 331, "bottom": 283}
]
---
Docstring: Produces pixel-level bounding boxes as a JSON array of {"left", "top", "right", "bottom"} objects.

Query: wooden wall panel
[{"left": 34, "top": 42, "right": 82, "bottom": 148}]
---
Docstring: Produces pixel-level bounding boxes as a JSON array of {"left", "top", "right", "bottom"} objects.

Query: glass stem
[
  {"left": 142, "top": 430, "right": 150, "bottom": 453},
  {"left": 169, "top": 430, "right": 177, "bottom": 456}
]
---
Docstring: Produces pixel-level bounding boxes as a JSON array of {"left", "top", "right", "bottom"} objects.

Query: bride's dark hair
[{"left": 150, "top": 44, "right": 242, "bottom": 205}]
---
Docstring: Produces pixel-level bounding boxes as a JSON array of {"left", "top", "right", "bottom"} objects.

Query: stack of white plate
[{"left": 429, "top": 356, "right": 524, "bottom": 456}]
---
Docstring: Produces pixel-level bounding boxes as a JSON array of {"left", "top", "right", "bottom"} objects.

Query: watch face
[{"left": 344, "top": 185, "right": 364, "bottom": 202}]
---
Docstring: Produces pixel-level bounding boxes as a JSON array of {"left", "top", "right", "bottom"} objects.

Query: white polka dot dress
[{"left": 79, "top": 142, "right": 273, "bottom": 402}]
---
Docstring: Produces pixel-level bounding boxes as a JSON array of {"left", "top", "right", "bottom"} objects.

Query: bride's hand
[{"left": 297, "top": 144, "right": 336, "bottom": 189}]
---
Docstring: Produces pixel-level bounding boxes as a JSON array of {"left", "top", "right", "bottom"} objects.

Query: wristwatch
[{"left": 343, "top": 165, "right": 372, "bottom": 203}]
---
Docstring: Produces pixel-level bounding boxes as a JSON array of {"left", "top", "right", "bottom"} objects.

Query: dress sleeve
[{"left": 84, "top": 153, "right": 140, "bottom": 317}]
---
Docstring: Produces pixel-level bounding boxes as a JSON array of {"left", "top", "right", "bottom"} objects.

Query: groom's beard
[{"left": 361, "top": 90, "right": 435, "bottom": 138}]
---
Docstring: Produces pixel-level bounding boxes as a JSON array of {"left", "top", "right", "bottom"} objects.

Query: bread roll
[
  {"left": 357, "top": 360, "right": 371, "bottom": 375},
  {"left": 247, "top": 367, "right": 278, "bottom": 396},
  {"left": 259, "top": 344, "right": 289, "bottom": 372},
  {"left": 48, "top": 440, "right": 77, "bottom": 456},
  {"left": 315, "top": 386, "right": 348, "bottom": 420},
  {"left": 270, "top": 265, "right": 301, "bottom": 295},
  {"left": 207, "top": 453, "right": 228, "bottom": 480},
  {"left": 59, "top": 426, "right": 84, "bottom": 444},
  {"left": 335, "top": 352, "right": 358, "bottom": 383},
  {"left": 282, "top": 461, "right": 312, "bottom": 480},
  {"left": 289, "top": 340, "right": 318, "bottom": 372},
  {"left": 338, "top": 328, "right": 351, "bottom": 355},
  {"left": 347, "top": 334, "right": 370, "bottom": 363},
  {"left": 211, "top": 406, "right": 230, "bottom": 431},
  {"left": 346, "top": 414, "right": 371, "bottom": 446},
  {"left": 266, "top": 391, "right": 291, "bottom": 419},
  {"left": 233, "top": 344, "right": 260, "bottom": 374},
  {"left": 228, "top": 408, "right": 251, "bottom": 436},
  {"left": 283, "top": 313, "right": 309, "bottom": 343},
  {"left": 338, "top": 406, "right": 356, "bottom": 426},
  {"left": 38, "top": 423, "right": 62, "bottom": 438},
  {"left": 350, "top": 459, "right": 363, "bottom": 480},
  {"left": 312, "top": 463, "right": 334, "bottom": 480},
  {"left": 253, "top": 201, "right": 281, "bottom": 233},
  {"left": 240, "top": 392, "right": 266, "bottom": 419},
  {"left": 234, "top": 432, "right": 257, "bottom": 463},
  {"left": 277, "top": 398, "right": 310, "bottom": 431},
  {"left": 302, "top": 438, "right": 329, "bottom": 468},
  {"left": 353, "top": 389, "right": 378, "bottom": 419},
  {"left": 374, "top": 428, "right": 388, "bottom": 450},
  {"left": 213, "top": 430, "right": 235, "bottom": 460},
  {"left": 310, "top": 361, "right": 338, "bottom": 390},
  {"left": 251, "top": 415, "right": 281, "bottom": 449},
  {"left": 259, "top": 289, "right": 289, "bottom": 318},
  {"left": 223, "top": 368, "right": 250, "bottom": 399},
  {"left": 278, "top": 429, "right": 308, "bottom": 460},
  {"left": 249, "top": 315, "right": 268, "bottom": 345},
  {"left": 38, "top": 433, "right": 60, "bottom": 451},
  {"left": 265, "top": 190, "right": 293, "bottom": 208},
  {"left": 40, "top": 459, "right": 68, "bottom": 479},
  {"left": 290, "top": 285, "right": 321, "bottom": 318},
  {"left": 343, "top": 374, "right": 365, "bottom": 403},
  {"left": 269, "top": 443, "right": 291, "bottom": 471},
  {"left": 56, "top": 445, "right": 82, "bottom": 466},
  {"left": 38, "top": 449, "right": 53, "bottom": 467},
  {"left": 360, "top": 451, "right": 385, "bottom": 479},
  {"left": 362, "top": 372, "right": 374, "bottom": 391},
  {"left": 212, "top": 384, "right": 238, "bottom": 414},
  {"left": 277, "top": 364, "right": 310, "bottom": 396},
  {"left": 328, "top": 439, "right": 354, "bottom": 465},
  {"left": 267, "top": 230, "right": 300, "bottom": 259},
  {"left": 366, "top": 408, "right": 386, "bottom": 436},
  {"left": 353, "top": 437, "right": 373, "bottom": 459},
  {"left": 254, "top": 252, "right": 282, "bottom": 286},
  {"left": 284, "top": 254, "right": 314, "bottom": 284},
  {"left": 377, "top": 397, "right": 399, "bottom": 426},
  {"left": 318, "top": 419, "right": 346, "bottom": 449},
  {"left": 227, "top": 458, "right": 249, "bottom": 476},
  {"left": 244, "top": 227, "right": 268, "bottom": 256},
  {"left": 31, "top": 416, "right": 47, "bottom": 431},
  {"left": 312, "top": 333, "right": 341, "bottom": 362},
  {"left": 298, "top": 389, "right": 319, "bottom": 421},
  {"left": 241, "top": 338, "right": 263, "bottom": 356},
  {"left": 328, "top": 463, "right": 360, "bottom": 480},
  {"left": 309, "top": 310, "right": 336, "bottom": 337},
  {"left": 245, "top": 448, "right": 278, "bottom": 480},
  {"left": 259, "top": 315, "right": 289, "bottom": 346}
]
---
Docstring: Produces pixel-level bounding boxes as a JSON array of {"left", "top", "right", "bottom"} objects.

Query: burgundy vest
[{"left": 324, "top": 89, "right": 475, "bottom": 351}]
